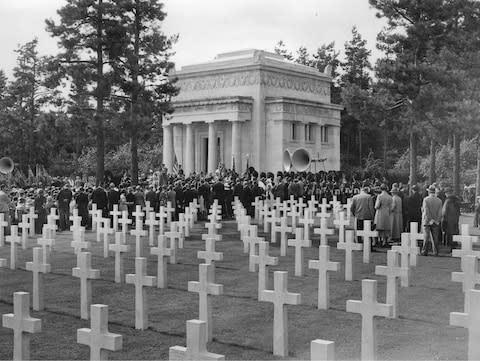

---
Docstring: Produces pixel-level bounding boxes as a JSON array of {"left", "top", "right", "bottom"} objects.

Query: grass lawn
[{"left": 0, "top": 215, "right": 474, "bottom": 360}]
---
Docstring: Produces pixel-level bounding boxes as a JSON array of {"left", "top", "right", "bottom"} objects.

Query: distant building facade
[{"left": 163, "top": 49, "right": 342, "bottom": 174}]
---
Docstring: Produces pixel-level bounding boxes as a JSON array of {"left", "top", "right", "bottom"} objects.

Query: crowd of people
[{"left": 0, "top": 165, "right": 477, "bottom": 257}]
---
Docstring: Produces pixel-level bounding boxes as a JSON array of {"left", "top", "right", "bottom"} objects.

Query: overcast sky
[{"left": 0, "top": 0, "right": 387, "bottom": 77}]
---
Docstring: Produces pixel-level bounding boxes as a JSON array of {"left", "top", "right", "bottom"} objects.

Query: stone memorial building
[{"left": 163, "top": 49, "right": 342, "bottom": 174}]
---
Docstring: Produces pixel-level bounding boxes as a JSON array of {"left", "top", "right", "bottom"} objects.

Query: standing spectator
[
  {"left": 421, "top": 185, "right": 443, "bottom": 256},
  {"left": 34, "top": 189, "right": 46, "bottom": 234},
  {"left": 474, "top": 196, "right": 480, "bottom": 228},
  {"left": 145, "top": 185, "right": 158, "bottom": 212},
  {"left": 76, "top": 187, "right": 90, "bottom": 228},
  {"left": 405, "top": 185, "right": 423, "bottom": 230},
  {"left": 107, "top": 183, "right": 120, "bottom": 212},
  {"left": 92, "top": 185, "right": 109, "bottom": 218},
  {"left": 350, "top": 185, "right": 375, "bottom": 244},
  {"left": 134, "top": 186, "right": 145, "bottom": 208},
  {"left": 442, "top": 187, "right": 461, "bottom": 252},
  {"left": 390, "top": 185, "right": 403, "bottom": 243},
  {"left": 57, "top": 184, "right": 73, "bottom": 231},
  {"left": 374, "top": 184, "right": 392, "bottom": 247}
]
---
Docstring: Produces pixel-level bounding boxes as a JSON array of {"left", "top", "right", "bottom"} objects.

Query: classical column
[
  {"left": 207, "top": 122, "right": 217, "bottom": 174},
  {"left": 173, "top": 124, "right": 183, "bottom": 169},
  {"left": 231, "top": 121, "right": 242, "bottom": 172},
  {"left": 163, "top": 124, "right": 173, "bottom": 172},
  {"left": 185, "top": 123, "right": 195, "bottom": 175}
]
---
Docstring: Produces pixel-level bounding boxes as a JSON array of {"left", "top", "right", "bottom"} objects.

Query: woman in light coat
[
  {"left": 390, "top": 186, "right": 403, "bottom": 242},
  {"left": 374, "top": 184, "right": 392, "bottom": 246}
]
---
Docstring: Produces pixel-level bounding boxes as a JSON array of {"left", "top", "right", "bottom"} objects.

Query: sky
[{"left": 0, "top": 0, "right": 387, "bottom": 77}]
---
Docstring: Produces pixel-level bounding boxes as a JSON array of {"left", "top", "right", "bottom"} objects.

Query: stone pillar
[
  {"left": 173, "top": 124, "right": 183, "bottom": 169},
  {"left": 185, "top": 123, "right": 194, "bottom": 175},
  {"left": 231, "top": 121, "right": 242, "bottom": 172},
  {"left": 207, "top": 122, "right": 217, "bottom": 174},
  {"left": 163, "top": 124, "right": 173, "bottom": 172}
]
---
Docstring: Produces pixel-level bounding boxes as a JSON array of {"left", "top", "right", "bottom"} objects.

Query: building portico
[{"left": 164, "top": 49, "right": 342, "bottom": 174}]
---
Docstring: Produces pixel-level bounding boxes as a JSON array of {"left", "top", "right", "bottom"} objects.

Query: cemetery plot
[{"left": 0, "top": 217, "right": 474, "bottom": 360}]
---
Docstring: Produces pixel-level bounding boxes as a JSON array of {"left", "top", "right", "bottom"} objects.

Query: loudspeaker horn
[
  {"left": 292, "top": 148, "right": 311, "bottom": 172},
  {"left": 0, "top": 157, "right": 14, "bottom": 174},
  {"left": 283, "top": 150, "right": 292, "bottom": 172}
]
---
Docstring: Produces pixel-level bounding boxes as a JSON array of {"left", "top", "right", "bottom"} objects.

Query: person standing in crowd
[
  {"left": 421, "top": 185, "right": 443, "bottom": 256},
  {"left": 57, "top": 184, "right": 73, "bottom": 231},
  {"left": 92, "top": 184, "right": 108, "bottom": 218},
  {"left": 107, "top": 183, "right": 120, "bottom": 213},
  {"left": 350, "top": 185, "right": 375, "bottom": 244},
  {"left": 474, "top": 195, "right": 480, "bottom": 228},
  {"left": 374, "top": 184, "right": 392, "bottom": 247},
  {"left": 442, "top": 187, "right": 461, "bottom": 252},
  {"left": 390, "top": 185, "right": 403, "bottom": 243},
  {"left": 145, "top": 185, "right": 158, "bottom": 212},
  {"left": 134, "top": 186, "right": 145, "bottom": 209},
  {"left": 405, "top": 185, "right": 423, "bottom": 231},
  {"left": 75, "top": 187, "right": 89, "bottom": 227},
  {"left": 212, "top": 177, "right": 225, "bottom": 216},
  {"left": 34, "top": 189, "right": 46, "bottom": 234}
]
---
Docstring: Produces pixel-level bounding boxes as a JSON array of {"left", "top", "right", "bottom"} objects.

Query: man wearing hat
[
  {"left": 405, "top": 185, "right": 423, "bottom": 231},
  {"left": 350, "top": 185, "right": 375, "bottom": 244},
  {"left": 421, "top": 185, "right": 443, "bottom": 256},
  {"left": 442, "top": 187, "right": 461, "bottom": 252}
]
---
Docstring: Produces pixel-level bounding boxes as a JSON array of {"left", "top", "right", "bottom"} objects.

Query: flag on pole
[
  {"left": 232, "top": 155, "right": 236, "bottom": 172},
  {"left": 173, "top": 153, "right": 179, "bottom": 174}
]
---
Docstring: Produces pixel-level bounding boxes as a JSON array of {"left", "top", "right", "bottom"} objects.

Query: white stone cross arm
[
  {"left": 2, "top": 292, "right": 42, "bottom": 361},
  {"left": 77, "top": 304, "right": 122, "bottom": 361},
  {"left": 451, "top": 255, "right": 480, "bottom": 313}
]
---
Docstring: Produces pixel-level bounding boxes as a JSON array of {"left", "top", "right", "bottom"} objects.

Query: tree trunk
[
  {"left": 95, "top": 0, "right": 105, "bottom": 185},
  {"left": 129, "top": 0, "right": 141, "bottom": 186},
  {"left": 409, "top": 128, "right": 418, "bottom": 188},
  {"left": 358, "top": 128, "right": 362, "bottom": 167},
  {"left": 453, "top": 132, "right": 461, "bottom": 196},
  {"left": 429, "top": 138, "right": 436, "bottom": 185},
  {"left": 383, "top": 124, "right": 387, "bottom": 176},
  {"left": 476, "top": 139, "right": 480, "bottom": 199}
]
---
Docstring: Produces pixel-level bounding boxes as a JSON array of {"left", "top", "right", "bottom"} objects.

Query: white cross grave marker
[
  {"left": 310, "top": 339, "right": 335, "bottom": 361},
  {"left": 26, "top": 247, "right": 51, "bottom": 311},
  {"left": 337, "top": 230, "right": 363, "bottom": 281},
  {"left": 0, "top": 213, "right": 8, "bottom": 247},
  {"left": 145, "top": 211, "right": 158, "bottom": 247},
  {"left": 151, "top": 235, "right": 174, "bottom": 288},
  {"left": 277, "top": 217, "right": 292, "bottom": 257},
  {"left": 109, "top": 204, "right": 121, "bottom": 232},
  {"left": 165, "top": 201, "right": 175, "bottom": 227},
  {"left": 333, "top": 211, "right": 349, "bottom": 244},
  {"left": 125, "top": 257, "right": 157, "bottom": 330},
  {"left": 118, "top": 211, "right": 132, "bottom": 235},
  {"left": 346, "top": 279, "right": 393, "bottom": 360},
  {"left": 109, "top": 232, "right": 130, "bottom": 284},
  {"left": 375, "top": 250, "right": 409, "bottom": 318},
  {"left": 157, "top": 207, "right": 167, "bottom": 235},
  {"left": 7, "top": 226, "right": 21, "bottom": 270},
  {"left": 169, "top": 319, "right": 225, "bottom": 361},
  {"left": 37, "top": 225, "right": 55, "bottom": 264},
  {"left": 260, "top": 271, "right": 301, "bottom": 357},
  {"left": 452, "top": 255, "right": 480, "bottom": 313},
  {"left": 250, "top": 241, "right": 278, "bottom": 300},
  {"left": 19, "top": 214, "right": 30, "bottom": 250},
  {"left": 357, "top": 220, "right": 378, "bottom": 263},
  {"left": 89, "top": 204, "right": 98, "bottom": 232},
  {"left": 2, "top": 292, "right": 41, "bottom": 361},
  {"left": 72, "top": 252, "right": 100, "bottom": 320},
  {"left": 392, "top": 233, "right": 417, "bottom": 286},
  {"left": 308, "top": 245, "right": 340, "bottom": 309},
  {"left": 287, "top": 228, "right": 312, "bottom": 277},
  {"left": 77, "top": 304, "right": 122, "bottom": 361},
  {"left": 314, "top": 217, "right": 334, "bottom": 247},
  {"left": 27, "top": 207, "right": 37, "bottom": 237},
  {"left": 188, "top": 263, "right": 223, "bottom": 342},
  {"left": 130, "top": 222, "right": 147, "bottom": 258}
]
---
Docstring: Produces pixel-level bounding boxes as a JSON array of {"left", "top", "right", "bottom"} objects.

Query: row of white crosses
[
  {"left": 2, "top": 291, "right": 122, "bottom": 360},
  {"left": 448, "top": 224, "right": 480, "bottom": 360}
]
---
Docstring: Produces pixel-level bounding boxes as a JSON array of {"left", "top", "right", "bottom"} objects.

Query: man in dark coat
[
  {"left": 75, "top": 187, "right": 90, "bottom": 228},
  {"left": 57, "top": 184, "right": 73, "bottom": 231},
  {"left": 92, "top": 185, "right": 109, "bottom": 218},
  {"left": 405, "top": 185, "right": 423, "bottom": 231},
  {"left": 442, "top": 187, "right": 461, "bottom": 252},
  {"left": 145, "top": 186, "right": 158, "bottom": 212},
  {"left": 107, "top": 183, "right": 120, "bottom": 212}
]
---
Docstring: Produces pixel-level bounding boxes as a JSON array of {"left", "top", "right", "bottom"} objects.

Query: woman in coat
[
  {"left": 374, "top": 184, "right": 393, "bottom": 247},
  {"left": 442, "top": 187, "right": 461, "bottom": 251},
  {"left": 390, "top": 186, "right": 403, "bottom": 242}
]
